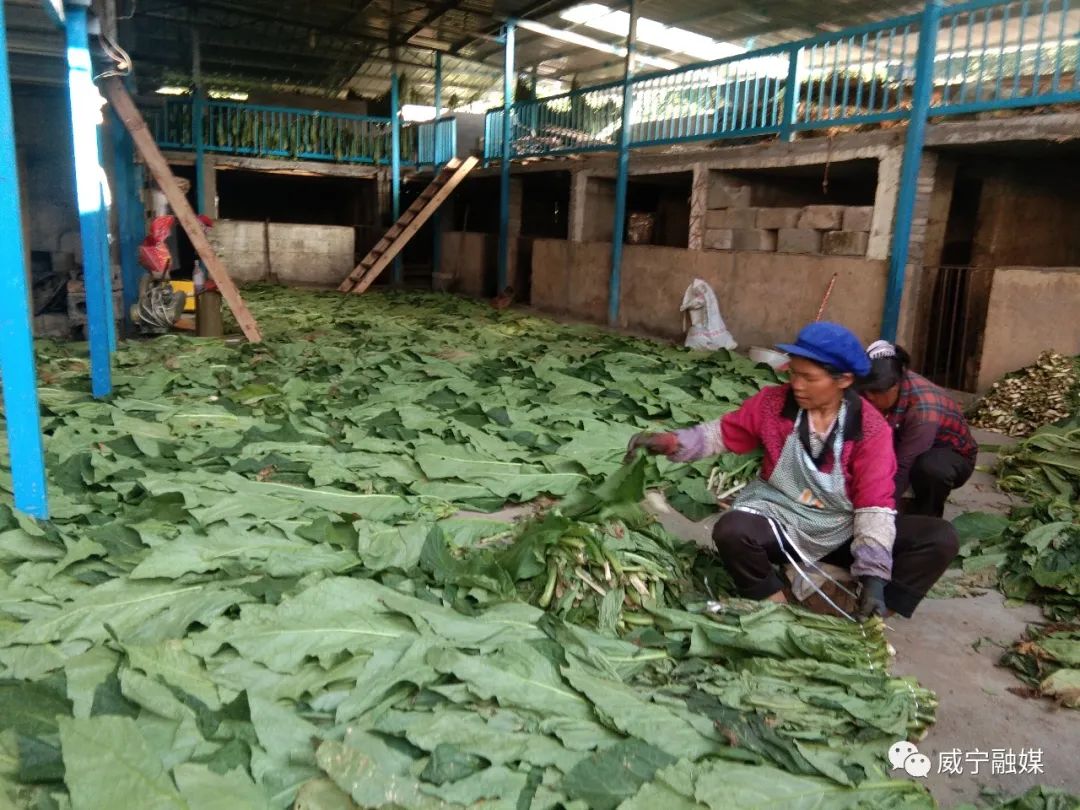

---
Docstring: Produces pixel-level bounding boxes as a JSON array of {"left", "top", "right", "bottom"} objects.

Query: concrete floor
[{"left": 646, "top": 429, "right": 1080, "bottom": 808}]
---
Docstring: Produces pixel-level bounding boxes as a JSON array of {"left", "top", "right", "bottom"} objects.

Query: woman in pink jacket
[{"left": 628, "top": 322, "right": 958, "bottom": 620}]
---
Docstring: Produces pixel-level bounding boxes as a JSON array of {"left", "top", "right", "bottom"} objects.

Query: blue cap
[{"left": 776, "top": 322, "right": 871, "bottom": 377}]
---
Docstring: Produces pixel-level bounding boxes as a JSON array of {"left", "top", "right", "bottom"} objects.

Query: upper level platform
[{"left": 483, "top": 0, "right": 1080, "bottom": 161}]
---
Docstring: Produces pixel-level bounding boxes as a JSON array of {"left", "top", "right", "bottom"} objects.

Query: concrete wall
[
  {"left": 437, "top": 231, "right": 541, "bottom": 299},
  {"left": 531, "top": 239, "right": 888, "bottom": 347},
  {"left": 970, "top": 162, "right": 1080, "bottom": 268},
  {"left": 208, "top": 220, "right": 355, "bottom": 285},
  {"left": 439, "top": 231, "right": 495, "bottom": 297},
  {"left": 976, "top": 267, "right": 1080, "bottom": 392},
  {"left": 583, "top": 177, "right": 616, "bottom": 242}
]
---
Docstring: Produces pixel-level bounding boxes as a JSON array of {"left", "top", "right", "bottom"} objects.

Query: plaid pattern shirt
[{"left": 888, "top": 372, "right": 978, "bottom": 463}]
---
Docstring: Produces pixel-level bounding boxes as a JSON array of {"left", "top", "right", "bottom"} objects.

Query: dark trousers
[
  {"left": 908, "top": 447, "right": 975, "bottom": 518},
  {"left": 712, "top": 510, "right": 959, "bottom": 618}
]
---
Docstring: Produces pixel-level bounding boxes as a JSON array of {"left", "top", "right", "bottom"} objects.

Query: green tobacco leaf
[
  {"left": 293, "top": 778, "right": 357, "bottom": 810},
  {"left": 59, "top": 716, "right": 188, "bottom": 810},
  {"left": 561, "top": 739, "right": 675, "bottom": 810},
  {"left": 354, "top": 521, "right": 431, "bottom": 571},
  {"left": 693, "top": 759, "right": 935, "bottom": 809},
  {"left": 129, "top": 526, "right": 355, "bottom": 580},
  {"left": 124, "top": 643, "right": 223, "bottom": 711},
  {"left": 419, "top": 744, "right": 488, "bottom": 785},
  {"left": 334, "top": 637, "right": 439, "bottom": 724},
  {"left": 421, "top": 765, "right": 526, "bottom": 807},
  {"left": 952, "top": 512, "right": 1010, "bottom": 546},
  {"left": 562, "top": 664, "right": 716, "bottom": 759},
  {"left": 173, "top": 763, "right": 267, "bottom": 810},
  {"left": 396, "top": 707, "right": 585, "bottom": 773},
  {"left": 0, "top": 676, "right": 72, "bottom": 736},
  {"left": 315, "top": 729, "right": 444, "bottom": 810},
  {"left": 9, "top": 580, "right": 251, "bottom": 646},
  {"left": 190, "top": 578, "right": 416, "bottom": 671},
  {"left": 432, "top": 644, "right": 594, "bottom": 721}
]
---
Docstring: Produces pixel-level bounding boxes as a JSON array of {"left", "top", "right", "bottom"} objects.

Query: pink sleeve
[
  {"left": 848, "top": 423, "right": 898, "bottom": 510},
  {"left": 669, "top": 387, "right": 772, "bottom": 463}
]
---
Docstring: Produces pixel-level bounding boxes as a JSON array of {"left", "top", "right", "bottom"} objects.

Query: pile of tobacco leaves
[
  {"left": 953, "top": 414, "right": 1080, "bottom": 709},
  {"left": 0, "top": 287, "right": 979, "bottom": 808},
  {"left": 969, "top": 351, "right": 1080, "bottom": 437}
]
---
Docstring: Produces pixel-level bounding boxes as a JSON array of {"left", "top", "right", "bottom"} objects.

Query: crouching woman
[{"left": 627, "top": 323, "right": 958, "bottom": 620}]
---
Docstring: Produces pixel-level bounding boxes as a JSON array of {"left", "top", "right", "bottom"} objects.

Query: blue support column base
[
  {"left": 497, "top": 21, "right": 515, "bottom": 293},
  {"left": 608, "top": 0, "right": 636, "bottom": 327},
  {"left": 390, "top": 72, "right": 403, "bottom": 285},
  {"left": 0, "top": 1, "right": 49, "bottom": 517},
  {"left": 65, "top": 1, "right": 112, "bottom": 397},
  {"left": 432, "top": 53, "right": 444, "bottom": 286}
]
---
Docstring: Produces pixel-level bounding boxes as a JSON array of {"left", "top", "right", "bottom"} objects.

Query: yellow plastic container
[{"left": 170, "top": 280, "right": 197, "bottom": 312}]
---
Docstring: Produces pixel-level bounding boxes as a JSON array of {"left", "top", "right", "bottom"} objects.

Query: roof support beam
[
  {"left": 450, "top": 0, "right": 585, "bottom": 54},
  {"left": 514, "top": 18, "right": 676, "bottom": 70},
  {"left": 41, "top": 0, "right": 64, "bottom": 27},
  {"left": 396, "top": 0, "right": 468, "bottom": 46}
]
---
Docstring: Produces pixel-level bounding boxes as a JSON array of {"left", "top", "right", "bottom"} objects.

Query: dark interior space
[
  {"left": 730, "top": 160, "right": 879, "bottom": 207},
  {"left": 518, "top": 172, "right": 571, "bottom": 303},
  {"left": 520, "top": 172, "right": 570, "bottom": 239},
  {"left": 922, "top": 146, "right": 1080, "bottom": 392},
  {"left": 169, "top": 167, "right": 381, "bottom": 280},
  {"left": 399, "top": 179, "right": 437, "bottom": 287},
  {"left": 216, "top": 170, "right": 375, "bottom": 227},
  {"left": 625, "top": 172, "right": 692, "bottom": 248},
  {"left": 450, "top": 176, "right": 502, "bottom": 233},
  {"left": 938, "top": 171, "right": 983, "bottom": 266},
  {"left": 170, "top": 163, "right": 197, "bottom": 280}
]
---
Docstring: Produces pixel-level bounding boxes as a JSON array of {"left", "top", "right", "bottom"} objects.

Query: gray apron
[{"left": 733, "top": 405, "right": 853, "bottom": 562}]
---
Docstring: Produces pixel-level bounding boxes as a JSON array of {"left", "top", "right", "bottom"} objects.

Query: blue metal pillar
[
  {"left": 192, "top": 28, "right": 206, "bottom": 215},
  {"left": 496, "top": 20, "right": 515, "bottom": 293},
  {"left": 607, "top": 0, "right": 636, "bottom": 326},
  {"left": 65, "top": 0, "right": 112, "bottom": 398},
  {"left": 881, "top": 0, "right": 943, "bottom": 341},
  {"left": 390, "top": 70, "right": 403, "bottom": 285},
  {"left": 110, "top": 104, "right": 144, "bottom": 330},
  {"left": 432, "top": 52, "right": 444, "bottom": 285},
  {"left": 0, "top": 1, "right": 49, "bottom": 518}
]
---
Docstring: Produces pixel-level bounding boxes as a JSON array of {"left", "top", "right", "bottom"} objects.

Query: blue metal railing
[
  {"left": 414, "top": 116, "right": 457, "bottom": 167},
  {"left": 933, "top": 0, "right": 1080, "bottom": 114},
  {"left": 143, "top": 98, "right": 457, "bottom": 167},
  {"left": 484, "top": 0, "right": 1080, "bottom": 160}
]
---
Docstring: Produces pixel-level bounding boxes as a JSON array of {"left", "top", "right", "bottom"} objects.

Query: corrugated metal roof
[{"left": 3, "top": 0, "right": 930, "bottom": 103}]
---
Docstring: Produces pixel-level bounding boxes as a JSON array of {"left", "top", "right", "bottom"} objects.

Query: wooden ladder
[{"left": 339, "top": 155, "right": 479, "bottom": 294}]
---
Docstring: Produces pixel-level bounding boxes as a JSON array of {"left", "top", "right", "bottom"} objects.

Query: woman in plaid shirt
[{"left": 858, "top": 341, "right": 978, "bottom": 518}]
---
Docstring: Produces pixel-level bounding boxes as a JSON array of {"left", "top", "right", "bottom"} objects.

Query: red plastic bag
[
  {"left": 146, "top": 215, "right": 176, "bottom": 244},
  {"left": 139, "top": 215, "right": 176, "bottom": 277}
]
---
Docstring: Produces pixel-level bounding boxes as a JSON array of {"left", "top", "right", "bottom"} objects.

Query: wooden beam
[{"left": 102, "top": 77, "right": 263, "bottom": 343}]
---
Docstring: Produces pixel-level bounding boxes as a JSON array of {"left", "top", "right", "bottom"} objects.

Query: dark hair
[{"left": 858, "top": 344, "right": 911, "bottom": 392}]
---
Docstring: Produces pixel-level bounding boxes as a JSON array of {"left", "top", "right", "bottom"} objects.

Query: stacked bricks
[
  {"left": 702, "top": 172, "right": 873, "bottom": 257},
  {"left": 782, "top": 205, "right": 872, "bottom": 257},
  {"left": 704, "top": 178, "right": 769, "bottom": 253}
]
